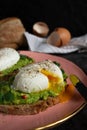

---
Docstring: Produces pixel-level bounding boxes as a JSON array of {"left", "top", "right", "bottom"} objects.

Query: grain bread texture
[
  {"left": 0, "top": 17, "right": 26, "bottom": 49},
  {"left": 0, "top": 96, "right": 60, "bottom": 115}
]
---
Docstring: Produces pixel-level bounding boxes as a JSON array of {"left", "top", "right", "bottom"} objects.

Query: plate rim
[{"left": 36, "top": 103, "right": 86, "bottom": 130}]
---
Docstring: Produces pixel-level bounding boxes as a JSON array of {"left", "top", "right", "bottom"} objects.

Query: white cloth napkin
[{"left": 24, "top": 32, "right": 87, "bottom": 54}]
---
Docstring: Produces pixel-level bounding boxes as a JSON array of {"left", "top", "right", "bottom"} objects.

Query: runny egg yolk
[{"left": 41, "top": 69, "right": 64, "bottom": 93}]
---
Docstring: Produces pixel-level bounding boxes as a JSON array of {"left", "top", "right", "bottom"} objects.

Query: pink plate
[{"left": 0, "top": 51, "right": 87, "bottom": 130}]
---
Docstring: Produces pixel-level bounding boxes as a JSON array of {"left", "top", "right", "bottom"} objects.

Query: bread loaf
[{"left": 0, "top": 17, "right": 26, "bottom": 49}]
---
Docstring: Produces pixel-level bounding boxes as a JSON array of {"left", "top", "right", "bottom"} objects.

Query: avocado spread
[
  {"left": 0, "top": 80, "right": 66, "bottom": 105},
  {"left": 0, "top": 55, "right": 34, "bottom": 76},
  {"left": 0, "top": 60, "right": 67, "bottom": 105}
]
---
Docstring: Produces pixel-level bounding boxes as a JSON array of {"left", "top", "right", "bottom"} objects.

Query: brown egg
[
  {"left": 47, "top": 31, "right": 61, "bottom": 47},
  {"left": 47, "top": 27, "right": 71, "bottom": 47},
  {"left": 33, "top": 21, "right": 49, "bottom": 37},
  {"left": 55, "top": 27, "right": 71, "bottom": 46}
]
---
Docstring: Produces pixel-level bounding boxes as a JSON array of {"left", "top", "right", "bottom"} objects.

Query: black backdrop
[{"left": 1, "top": 0, "right": 87, "bottom": 37}]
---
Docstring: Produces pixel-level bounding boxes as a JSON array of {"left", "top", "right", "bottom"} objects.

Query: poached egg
[
  {"left": 13, "top": 60, "right": 64, "bottom": 93},
  {"left": 0, "top": 48, "right": 20, "bottom": 71}
]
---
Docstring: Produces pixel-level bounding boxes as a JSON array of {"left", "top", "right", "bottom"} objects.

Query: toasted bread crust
[{"left": 0, "top": 96, "right": 60, "bottom": 115}]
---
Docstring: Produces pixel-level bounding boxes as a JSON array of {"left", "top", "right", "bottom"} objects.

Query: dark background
[{"left": 1, "top": 0, "right": 87, "bottom": 37}]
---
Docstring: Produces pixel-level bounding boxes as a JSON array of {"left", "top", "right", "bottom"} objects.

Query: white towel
[{"left": 24, "top": 32, "right": 87, "bottom": 54}]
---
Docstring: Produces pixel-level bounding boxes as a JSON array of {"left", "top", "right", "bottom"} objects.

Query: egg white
[
  {"left": 13, "top": 71, "right": 49, "bottom": 93},
  {"left": 13, "top": 60, "right": 64, "bottom": 93},
  {"left": 0, "top": 48, "right": 20, "bottom": 71}
]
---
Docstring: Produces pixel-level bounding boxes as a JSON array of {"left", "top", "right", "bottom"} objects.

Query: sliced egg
[{"left": 13, "top": 60, "right": 64, "bottom": 93}]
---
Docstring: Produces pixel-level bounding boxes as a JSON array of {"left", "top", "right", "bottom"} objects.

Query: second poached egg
[{"left": 0, "top": 48, "right": 20, "bottom": 71}]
